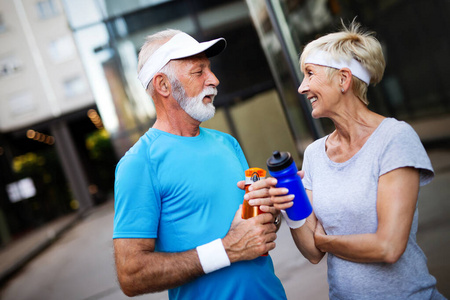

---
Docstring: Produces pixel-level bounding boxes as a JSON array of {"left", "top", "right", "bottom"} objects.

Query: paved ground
[
  {"left": 415, "top": 148, "right": 450, "bottom": 298},
  {"left": 0, "top": 148, "right": 448, "bottom": 300},
  {"left": 0, "top": 200, "right": 329, "bottom": 300}
]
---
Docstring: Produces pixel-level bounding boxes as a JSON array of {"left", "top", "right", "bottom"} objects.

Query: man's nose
[{"left": 205, "top": 68, "right": 220, "bottom": 87}]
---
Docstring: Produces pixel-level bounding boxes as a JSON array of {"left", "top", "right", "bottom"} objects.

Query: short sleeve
[
  {"left": 302, "top": 145, "right": 313, "bottom": 191},
  {"left": 379, "top": 122, "right": 434, "bottom": 186},
  {"left": 233, "top": 138, "right": 249, "bottom": 171},
  {"left": 113, "top": 153, "right": 161, "bottom": 239}
]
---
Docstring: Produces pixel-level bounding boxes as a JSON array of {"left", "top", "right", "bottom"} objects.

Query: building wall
[
  {"left": 0, "top": 0, "right": 94, "bottom": 132},
  {"left": 0, "top": 0, "right": 100, "bottom": 244}
]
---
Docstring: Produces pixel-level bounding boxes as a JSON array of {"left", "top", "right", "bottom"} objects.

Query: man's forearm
[
  {"left": 114, "top": 241, "right": 203, "bottom": 297},
  {"left": 114, "top": 208, "right": 278, "bottom": 297}
]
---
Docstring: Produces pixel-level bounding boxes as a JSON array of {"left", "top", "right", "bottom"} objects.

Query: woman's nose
[{"left": 298, "top": 78, "right": 309, "bottom": 94}]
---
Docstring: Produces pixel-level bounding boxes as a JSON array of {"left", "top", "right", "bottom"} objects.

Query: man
[{"left": 113, "top": 29, "right": 287, "bottom": 299}]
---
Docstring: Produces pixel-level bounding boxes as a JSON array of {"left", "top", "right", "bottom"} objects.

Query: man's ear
[{"left": 153, "top": 73, "right": 171, "bottom": 97}]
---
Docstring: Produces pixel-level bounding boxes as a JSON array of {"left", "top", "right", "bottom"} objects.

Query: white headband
[
  {"left": 304, "top": 50, "right": 371, "bottom": 85},
  {"left": 138, "top": 32, "right": 226, "bottom": 89}
]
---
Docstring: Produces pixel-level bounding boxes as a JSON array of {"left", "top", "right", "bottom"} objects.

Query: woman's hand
[
  {"left": 237, "top": 170, "right": 307, "bottom": 215},
  {"left": 238, "top": 177, "right": 279, "bottom": 215},
  {"left": 313, "top": 220, "right": 328, "bottom": 253},
  {"left": 267, "top": 170, "right": 305, "bottom": 211}
]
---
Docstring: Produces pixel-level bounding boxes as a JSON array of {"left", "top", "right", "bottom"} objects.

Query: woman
[{"left": 248, "top": 21, "right": 446, "bottom": 299}]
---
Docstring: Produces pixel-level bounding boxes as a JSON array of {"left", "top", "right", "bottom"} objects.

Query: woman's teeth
[{"left": 310, "top": 97, "right": 318, "bottom": 104}]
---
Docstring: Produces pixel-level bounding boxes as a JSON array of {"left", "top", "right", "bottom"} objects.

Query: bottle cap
[
  {"left": 245, "top": 168, "right": 266, "bottom": 185},
  {"left": 266, "top": 151, "right": 293, "bottom": 171}
]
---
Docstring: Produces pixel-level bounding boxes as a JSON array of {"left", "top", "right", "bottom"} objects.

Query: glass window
[
  {"left": 63, "top": 76, "right": 88, "bottom": 98},
  {"left": 246, "top": 0, "right": 322, "bottom": 154},
  {"left": 62, "top": 0, "right": 103, "bottom": 28},
  {"left": 0, "top": 55, "right": 23, "bottom": 78},
  {"left": 8, "top": 91, "right": 35, "bottom": 117},
  {"left": 36, "top": 0, "right": 59, "bottom": 20},
  {"left": 64, "top": 0, "right": 315, "bottom": 161},
  {"left": 48, "top": 35, "right": 76, "bottom": 63},
  {"left": 101, "top": 0, "right": 173, "bottom": 18},
  {"left": 252, "top": 0, "right": 450, "bottom": 130},
  {"left": 0, "top": 13, "right": 6, "bottom": 33},
  {"left": 6, "top": 178, "right": 36, "bottom": 203},
  {"left": 72, "top": 23, "right": 120, "bottom": 134}
]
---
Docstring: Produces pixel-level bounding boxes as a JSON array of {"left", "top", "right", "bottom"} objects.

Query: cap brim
[
  {"left": 171, "top": 37, "right": 227, "bottom": 60},
  {"left": 204, "top": 38, "right": 227, "bottom": 58}
]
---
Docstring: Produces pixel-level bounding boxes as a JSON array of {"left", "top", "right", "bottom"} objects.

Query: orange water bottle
[
  {"left": 242, "top": 168, "right": 266, "bottom": 219},
  {"left": 242, "top": 167, "right": 268, "bottom": 256}
]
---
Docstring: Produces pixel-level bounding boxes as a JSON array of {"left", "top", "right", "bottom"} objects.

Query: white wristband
[
  {"left": 281, "top": 210, "right": 306, "bottom": 229},
  {"left": 196, "top": 238, "right": 230, "bottom": 274}
]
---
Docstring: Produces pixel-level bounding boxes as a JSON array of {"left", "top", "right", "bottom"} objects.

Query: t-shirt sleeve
[
  {"left": 379, "top": 122, "right": 434, "bottom": 186},
  {"left": 233, "top": 138, "right": 249, "bottom": 171},
  {"left": 302, "top": 145, "right": 313, "bottom": 191},
  {"left": 113, "top": 153, "right": 161, "bottom": 239}
]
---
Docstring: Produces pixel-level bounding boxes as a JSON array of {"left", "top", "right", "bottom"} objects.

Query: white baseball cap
[{"left": 138, "top": 32, "right": 227, "bottom": 89}]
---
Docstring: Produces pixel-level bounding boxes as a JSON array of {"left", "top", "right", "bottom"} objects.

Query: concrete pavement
[
  {"left": 0, "top": 199, "right": 329, "bottom": 300},
  {"left": 0, "top": 148, "right": 449, "bottom": 299},
  {"left": 0, "top": 212, "right": 79, "bottom": 288}
]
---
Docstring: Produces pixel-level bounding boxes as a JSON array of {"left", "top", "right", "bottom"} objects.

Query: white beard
[{"left": 171, "top": 79, "right": 217, "bottom": 122}]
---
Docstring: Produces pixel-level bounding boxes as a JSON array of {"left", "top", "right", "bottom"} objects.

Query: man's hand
[
  {"left": 114, "top": 206, "right": 278, "bottom": 296},
  {"left": 222, "top": 206, "right": 277, "bottom": 262}
]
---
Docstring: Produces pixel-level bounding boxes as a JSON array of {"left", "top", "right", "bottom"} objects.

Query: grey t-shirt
[{"left": 302, "top": 118, "right": 443, "bottom": 299}]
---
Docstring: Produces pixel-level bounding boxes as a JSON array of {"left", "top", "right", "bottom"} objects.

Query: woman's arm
[
  {"left": 289, "top": 189, "right": 325, "bottom": 264},
  {"left": 246, "top": 173, "right": 325, "bottom": 264},
  {"left": 314, "top": 167, "right": 419, "bottom": 263}
]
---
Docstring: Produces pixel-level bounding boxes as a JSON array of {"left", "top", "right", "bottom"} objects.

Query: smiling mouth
[{"left": 309, "top": 97, "right": 318, "bottom": 104}]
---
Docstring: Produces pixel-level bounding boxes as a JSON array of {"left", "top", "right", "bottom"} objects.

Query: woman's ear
[
  {"left": 339, "top": 68, "right": 352, "bottom": 93},
  {"left": 153, "top": 73, "right": 171, "bottom": 97}
]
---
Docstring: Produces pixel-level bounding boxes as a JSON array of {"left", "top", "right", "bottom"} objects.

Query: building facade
[
  {"left": 0, "top": 0, "right": 105, "bottom": 245},
  {"left": 1, "top": 0, "right": 449, "bottom": 247}
]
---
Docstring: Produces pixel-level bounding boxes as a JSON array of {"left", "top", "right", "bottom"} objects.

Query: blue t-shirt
[{"left": 114, "top": 127, "right": 286, "bottom": 300}]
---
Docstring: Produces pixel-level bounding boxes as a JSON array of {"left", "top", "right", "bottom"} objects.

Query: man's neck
[
  {"left": 151, "top": 91, "right": 202, "bottom": 137},
  {"left": 152, "top": 118, "right": 201, "bottom": 137}
]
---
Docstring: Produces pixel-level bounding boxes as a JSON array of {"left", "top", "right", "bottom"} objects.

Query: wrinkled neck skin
[{"left": 325, "top": 95, "right": 385, "bottom": 163}]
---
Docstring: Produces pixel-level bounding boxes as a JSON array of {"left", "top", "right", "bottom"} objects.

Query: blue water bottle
[{"left": 266, "top": 151, "right": 312, "bottom": 228}]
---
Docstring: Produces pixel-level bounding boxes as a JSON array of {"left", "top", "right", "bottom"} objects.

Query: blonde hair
[{"left": 300, "top": 20, "right": 385, "bottom": 105}]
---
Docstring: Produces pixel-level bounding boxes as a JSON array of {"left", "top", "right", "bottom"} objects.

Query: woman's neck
[{"left": 326, "top": 108, "right": 385, "bottom": 163}]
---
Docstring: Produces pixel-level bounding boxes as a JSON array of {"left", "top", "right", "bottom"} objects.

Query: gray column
[{"left": 50, "top": 120, "right": 93, "bottom": 214}]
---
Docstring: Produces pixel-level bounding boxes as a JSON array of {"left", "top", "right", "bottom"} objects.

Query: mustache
[{"left": 200, "top": 87, "right": 218, "bottom": 101}]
